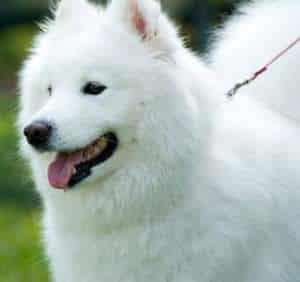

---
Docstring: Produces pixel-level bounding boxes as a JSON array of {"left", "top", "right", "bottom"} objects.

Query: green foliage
[
  {"left": 0, "top": 205, "right": 49, "bottom": 282},
  {"left": 0, "top": 19, "right": 45, "bottom": 282},
  {"left": 0, "top": 25, "right": 37, "bottom": 81},
  {"left": 0, "top": 97, "right": 49, "bottom": 282},
  {"left": 0, "top": 95, "right": 38, "bottom": 208}
]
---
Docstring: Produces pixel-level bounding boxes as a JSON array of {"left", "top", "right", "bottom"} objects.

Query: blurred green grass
[
  {"left": 0, "top": 95, "right": 50, "bottom": 281},
  {"left": 0, "top": 25, "right": 36, "bottom": 82},
  {"left": 0, "top": 205, "right": 49, "bottom": 282},
  {"left": 0, "top": 88, "right": 49, "bottom": 282},
  {"left": 0, "top": 95, "right": 39, "bottom": 207}
]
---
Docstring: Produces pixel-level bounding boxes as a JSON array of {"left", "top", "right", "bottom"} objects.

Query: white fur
[
  {"left": 18, "top": 0, "right": 300, "bottom": 281},
  {"left": 212, "top": 0, "right": 300, "bottom": 122}
]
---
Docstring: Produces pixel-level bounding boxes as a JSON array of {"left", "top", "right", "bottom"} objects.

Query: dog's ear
[
  {"left": 110, "top": 0, "right": 161, "bottom": 39},
  {"left": 109, "top": 0, "right": 181, "bottom": 57}
]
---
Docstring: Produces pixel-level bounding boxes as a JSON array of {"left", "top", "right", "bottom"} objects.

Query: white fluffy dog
[{"left": 18, "top": 0, "right": 300, "bottom": 281}]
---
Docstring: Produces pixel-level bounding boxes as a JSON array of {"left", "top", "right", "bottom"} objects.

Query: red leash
[{"left": 226, "top": 37, "right": 300, "bottom": 98}]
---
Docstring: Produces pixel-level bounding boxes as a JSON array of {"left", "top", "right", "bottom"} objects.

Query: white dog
[{"left": 18, "top": 0, "right": 300, "bottom": 281}]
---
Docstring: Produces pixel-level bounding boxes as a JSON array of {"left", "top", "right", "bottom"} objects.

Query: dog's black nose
[{"left": 24, "top": 121, "right": 52, "bottom": 149}]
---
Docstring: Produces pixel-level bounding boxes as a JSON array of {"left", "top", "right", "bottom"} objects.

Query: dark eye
[
  {"left": 83, "top": 82, "right": 107, "bottom": 95},
  {"left": 48, "top": 86, "right": 52, "bottom": 96}
]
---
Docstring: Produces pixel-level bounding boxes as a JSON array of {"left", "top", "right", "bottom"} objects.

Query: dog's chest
[{"left": 45, "top": 212, "right": 208, "bottom": 282}]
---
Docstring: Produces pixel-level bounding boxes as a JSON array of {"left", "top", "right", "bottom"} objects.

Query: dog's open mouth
[{"left": 48, "top": 133, "right": 118, "bottom": 190}]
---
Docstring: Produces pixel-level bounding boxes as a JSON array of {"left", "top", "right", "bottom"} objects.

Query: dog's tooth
[
  {"left": 85, "top": 145, "right": 95, "bottom": 159},
  {"left": 80, "top": 138, "right": 108, "bottom": 161},
  {"left": 93, "top": 146, "right": 100, "bottom": 156},
  {"left": 72, "top": 167, "right": 77, "bottom": 175},
  {"left": 83, "top": 150, "right": 89, "bottom": 161},
  {"left": 98, "top": 138, "right": 107, "bottom": 151},
  {"left": 98, "top": 138, "right": 105, "bottom": 146},
  {"left": 87, "top": 151, "right": 94, "bottom": 160},
  {"left": 94, "top": 144, "right": 101, "bottom": 154},
  {"left": 90, "top": 148, "right": 97, "bottom": 158}
]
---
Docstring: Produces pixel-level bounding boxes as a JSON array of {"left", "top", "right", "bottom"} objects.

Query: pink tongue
[{"left": 48, "top": 151, "right": 84, "bottom": 189}]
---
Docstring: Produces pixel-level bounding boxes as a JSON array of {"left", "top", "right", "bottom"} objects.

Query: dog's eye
[{"left": 83, "top": 82, "right": 107, "bottom": 96}]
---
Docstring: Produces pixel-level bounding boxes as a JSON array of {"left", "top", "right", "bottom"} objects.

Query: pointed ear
[
  {"left": 110, "top": 0, "right": 162, "bottom": 40},
  {"left": 109, "top": 0, "right": 181, "bottom": 58}
]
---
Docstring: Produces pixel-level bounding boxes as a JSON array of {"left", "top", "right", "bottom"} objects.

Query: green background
[{"left": 0, "top": 0, "right": 244, "bottom": 281}]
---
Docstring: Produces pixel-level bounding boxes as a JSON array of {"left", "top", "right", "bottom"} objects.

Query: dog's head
[{"left": 19, "top": 0, "right": 202, "bottom": 196}]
